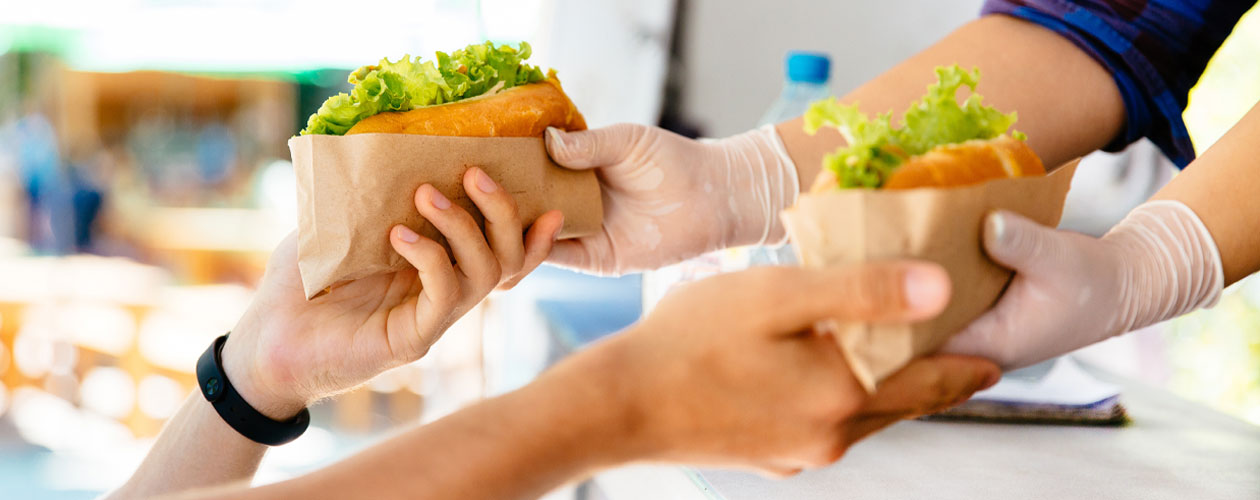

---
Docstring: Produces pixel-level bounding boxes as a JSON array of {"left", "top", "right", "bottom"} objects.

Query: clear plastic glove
[
  {"left": 544, "top": 123, "right": 798, "bottom": 276},
  {"left": 942, "top": 200, "right": 1224, "bottom": 369}
]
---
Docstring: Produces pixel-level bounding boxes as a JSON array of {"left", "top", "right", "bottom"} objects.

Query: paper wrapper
[
  {"left": 781, "top": 160, "right": 1079, "bottom": 392},
  {"left": 289, "top": 133, "right": 603, "bottom": 299}
]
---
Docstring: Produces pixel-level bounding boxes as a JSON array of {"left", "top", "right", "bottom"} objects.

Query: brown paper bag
[
  {"left": 780, "top": 160, "right": 1079, "bottom": 392},
  {"left": 289, "top": 133, "right": 603, "bottom": 299}
]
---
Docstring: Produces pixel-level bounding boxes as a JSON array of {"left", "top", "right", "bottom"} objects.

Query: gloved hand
[
  {"left": 942, "top": 200, "right": 1224, "bottom": 369},
  {"left": 544, "top": 123, "right": 799, "bottom": 276}
]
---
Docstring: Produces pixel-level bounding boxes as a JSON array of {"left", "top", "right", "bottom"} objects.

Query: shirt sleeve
[{"left": 981, "top": 0, "right": 1254, "bottom": 168}]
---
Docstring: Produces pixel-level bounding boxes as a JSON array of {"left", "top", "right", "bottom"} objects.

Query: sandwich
[
  {"left": 783, "top": 65, "right": 1075, "bottom": 392},
  {"left": 803, "top": 65, "right": 1043, "bottom": 192},
  {"left": 300, "top": 41, "right": 585, "bottom": 138},
  {"left": 289, "top": 41, "right": 603, "bottom": 300}
]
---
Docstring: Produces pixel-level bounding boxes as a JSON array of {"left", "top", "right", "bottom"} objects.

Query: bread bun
[
  {"left": 882, "top": 135, "right": 1044, "bottom": 189},
  {"left": 346, "top": 78, "right": 586, "bottom": 137}
]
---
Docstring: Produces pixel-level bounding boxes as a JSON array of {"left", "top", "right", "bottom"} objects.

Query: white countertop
[{"left": 593, "top": 369, "right": 1260, "bottom": 500}]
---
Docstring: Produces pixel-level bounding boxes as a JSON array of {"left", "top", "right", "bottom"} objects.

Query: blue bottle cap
[{"left": 785, "top": 51, "right": 830, "bottom": 84}]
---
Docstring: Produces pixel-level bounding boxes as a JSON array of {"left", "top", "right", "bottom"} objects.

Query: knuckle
[
  {"left": 407, "top": 238, "right": 445, "bottom": 266},
  {"left": 488, "top": 192, "right": 520, "bottom": 221},
  {"left": 609, "top": 123, "right": 650, "bottom": 161},
  {"left": 431, "top": 280, "right": 461, "bottom": 309},
  {"left": 478, "top": 263, "right": 503, "bottom": 292},
  {"left": 499, "top": 260, "right": 525, "bottom": 283},
  {"left": 501, "top": 247, "right": 526, "bottom": 270},
  {"left": 610, "top": 122, "right": 648, "bottom": 142},
  {"left": 411, "top": 343, "right": 433, "bottom": 360},
  {"left": 497, "top": 275, "right": 523, "bottom": 291}
]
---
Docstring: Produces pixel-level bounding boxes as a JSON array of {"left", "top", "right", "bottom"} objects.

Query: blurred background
[{"left": 0, "top": 1, "right": 1257, "bottom": 498}]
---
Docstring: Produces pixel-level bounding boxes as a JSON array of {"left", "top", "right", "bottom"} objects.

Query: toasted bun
[
  {"left": 882, "top": 135, "right": 1044, "bottom": 190},
  {"left": 346, "top": 77, "right": 586, "bottom": 137}
]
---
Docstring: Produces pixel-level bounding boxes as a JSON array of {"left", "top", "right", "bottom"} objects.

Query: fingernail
[
  {"left": 473, "top": 168, "right": 498, "bottom": 193},
  {"left": 396, "top": 225, "right": 420, "bottom": 243},
  {"left": 552, "top": 220, "right": 564, "bottom": 240},
  {"left": 428, "top": 186, "right": 452, "bottom": 210},
  {"left": 987, "top": 211, "right": 1007, "bottom": 244},
  {"left": 545, "top": 127, "right": 564, "bottom": 148},
  {"left": 904, "top": 265, "right": 948, "bottom": 312}
]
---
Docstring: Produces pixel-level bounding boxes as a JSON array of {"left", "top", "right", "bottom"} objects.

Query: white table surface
[{"left": 593, "top": 370, "right": 1260, "bottom": 500}]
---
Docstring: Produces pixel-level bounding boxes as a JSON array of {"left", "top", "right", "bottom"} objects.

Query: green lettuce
[
  {"left": 300, "top": 41, "right": 548, "bottom": 136},
  {"left": 803, "top": 65, "right": 1023, "bottom": 188}
]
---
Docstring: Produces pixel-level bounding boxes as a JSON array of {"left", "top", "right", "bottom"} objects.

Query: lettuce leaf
[
  {"left": 803, "top": 65, "right": 1022, "bottom": 188},
  {"left": 897, "top": 66, "right": 1017, "bottom": 155},
  {"left": 300, "top": 41, "right": 548, "bottom": 136},
  {"left": 804, "top": 98, "right": 904, "bottom": 188}
]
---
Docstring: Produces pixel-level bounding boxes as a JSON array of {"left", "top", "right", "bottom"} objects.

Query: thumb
[
  {"left": 546, "top": 238, "right": 613, "bottom": 276},
  {"left": 545, "top": 123, "right": 647, "bottom": 169},
  {"left": 983, "top": 210, "right": 1071, "bottom": 274},
  {"left": 766, "top": 260, "right": 952, "bottom": 334}
]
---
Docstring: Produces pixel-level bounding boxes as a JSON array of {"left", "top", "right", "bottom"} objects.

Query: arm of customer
[
  {"left": 106, "top": 168, "right": 563, "bottom": 499},
  {"left": 164, "top": 262, "right": 997, "bottom": 500}
]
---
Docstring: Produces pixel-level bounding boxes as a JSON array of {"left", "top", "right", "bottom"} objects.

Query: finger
[
  {"left": 463, "top": 167, "right": 525, "bottom": 281},
  {"left": 764, "top": 260, "right": 952, "bottom": 333},
  {"left": 500, "top": 210, "right": 564, "bottom": 290},
  {"left": 545, "top": 124, "right": 648, "bottom": 169},
  {"left": 862, "top": 354, "right": 998, "bottom": 419},
  {"left": 983, "top": 210, "right": 1073, "bottom": 274},
  {"left": 546, "top": 236, "right": 620, "bottom": 276},
  {"left": 843, "top": 355, "right": 997, "bottom": 443},
  {"left": 413, "top": 184, "right": 500, "bottom": 293},
  {"left": 939, "top": 305, "right": 1016, "bottom": 364},
  {"left": 390, "top": 225, "right": 460, "bottom": 313}
]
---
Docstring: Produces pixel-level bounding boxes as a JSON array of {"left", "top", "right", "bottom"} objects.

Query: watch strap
[{"left": 196, "top": 334, "right": 310, "bottom": 446}]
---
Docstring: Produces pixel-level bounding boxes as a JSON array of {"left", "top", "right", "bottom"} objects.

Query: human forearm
[
  {"left": 109, "top": 316, "right": 307, "bottom": 499},
  {"left": 107, "top": 392, "right": 266, "bottom": 499},
  {"left": 163, "top": 263, "right": 997, "bottom": 497},
  {"left": 777, "top": 15, "right": 1125, "bottom": 189},
  {"left": 255, "top": 338, "right": 638, "bottom": 500},
  {"left": 1152, "top": 101, "right": 1260, "bottom": 285}
]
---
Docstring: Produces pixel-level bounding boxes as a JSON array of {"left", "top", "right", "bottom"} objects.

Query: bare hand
[
  {"left": 220, "top": 167, "right": 564, "bottom": 418},
  {"left": 545, "top": 262, "right": 1000, "bottom": 476}
]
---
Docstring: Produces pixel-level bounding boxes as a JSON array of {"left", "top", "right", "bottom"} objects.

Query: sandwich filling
[
  {"left": 804, "top": 65, "right": 1025, "bottom": 189},
  {"left": 301, "top": 41, "right": 548, "bottom": 136}
]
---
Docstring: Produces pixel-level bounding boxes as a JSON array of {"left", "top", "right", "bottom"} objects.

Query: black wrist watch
[{"left": 196, "top": 334, "right": 310, "bottom": 446}]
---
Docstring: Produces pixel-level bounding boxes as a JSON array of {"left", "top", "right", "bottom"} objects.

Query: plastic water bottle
[
  {"left": 758, "top": 51, "right": 833, "bottom": 127},
  {"left": 746, "top": 51, "right": 832, "bottom": 266}
]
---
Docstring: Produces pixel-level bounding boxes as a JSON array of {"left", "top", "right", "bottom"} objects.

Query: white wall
[
  {"left": 538, "top": 0, "right": 676, "bottom": 127},
  {"left": 678, "top": 0, "right": 984, "bottom": 137}
]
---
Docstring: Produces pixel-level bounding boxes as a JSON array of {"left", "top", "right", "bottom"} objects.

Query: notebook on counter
[{"left": 925, "top": 357, "right": 1128, "bottom": 426}]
